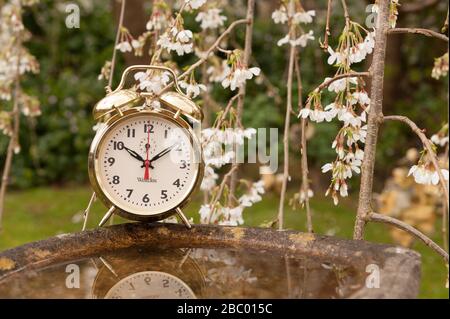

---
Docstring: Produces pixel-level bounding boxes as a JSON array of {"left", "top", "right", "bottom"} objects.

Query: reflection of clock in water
[
  {"left": 105, "top": 271, "right": 196, "bottom": 299},
  {"left": 91, "top": 247, "right": 205, "bottom": 299}
]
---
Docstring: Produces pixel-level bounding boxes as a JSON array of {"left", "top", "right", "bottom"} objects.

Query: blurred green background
[{"left": 0, "top": 0, "right": 448, "bottom": 298}]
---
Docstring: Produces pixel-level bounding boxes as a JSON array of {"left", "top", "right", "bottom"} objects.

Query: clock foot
[
  {"left": 176, "top": 207, "right": 192, "bottom": 229},
  {"left": 98, "top": 206, "right": 116, "bottom": 227},
  {"left": 82, "top": 192, "right": 97, "bottom": 231}
]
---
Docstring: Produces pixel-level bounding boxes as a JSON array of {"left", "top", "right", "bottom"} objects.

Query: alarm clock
[{"left": 87, "top": 65, "right": 204, "bottom": 229}]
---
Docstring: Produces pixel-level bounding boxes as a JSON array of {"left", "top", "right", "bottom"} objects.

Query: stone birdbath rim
[{"left": 0, "top": 223, "right": 421, "bottom": 298}]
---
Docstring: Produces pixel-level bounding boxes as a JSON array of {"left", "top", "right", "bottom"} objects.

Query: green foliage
[{"left": 0, "top": 1, "right": 448, "bottom": 189}]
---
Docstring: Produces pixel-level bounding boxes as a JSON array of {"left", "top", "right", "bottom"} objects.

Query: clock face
[
  {"left": 104, "top": 271, "right": 196, "bottom": 299},
  {"left": 94, "top": 112, "right": 201, "bottom": 217}
]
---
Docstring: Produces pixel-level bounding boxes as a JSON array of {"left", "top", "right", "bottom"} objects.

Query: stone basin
[{"left": 0, "top": 223, "right": 421, "bottom": 299}]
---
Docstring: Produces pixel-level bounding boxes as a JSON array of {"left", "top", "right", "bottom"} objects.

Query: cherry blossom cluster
[
  {"left": 299, "top": 10, "right": 375, "bottom": 205},
  {"left": 272, "top": 0, "right": 316, "bottom": 48},
  {"left": 201, "top": 127, "right": 256, "bottom": 191},
  {"left": 199, "top": 180, "right": 264, "bottom": 226},
  {"left": 220, "top": 50, "right": 261, "bottom": 91},
  {"left": 430, "top": 123, "right": 449, "bottom": 147},
  {"left": 0, "top": 0, "right": 40, "bottom": 141},
  {"left": 431, "top": 53, "right": 448, "bottom": 80},
  {"left": 408, "top": 148, "right": 449, "bottom": 186}
]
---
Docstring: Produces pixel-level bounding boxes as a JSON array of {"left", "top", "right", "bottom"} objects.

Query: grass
[{"left": 1, "top": 185, "right": 448, "bottom": 298}]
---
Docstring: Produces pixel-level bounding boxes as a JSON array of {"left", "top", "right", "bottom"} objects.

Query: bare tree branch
[
  {"left": 278, "top": 37, "right": 296, "bottom": 231},
  {"left": 321, "top": 0, "right": 333, "bottom": 50},
  {"left": 229, "top": 0, "right": 256, "bottom": 206},
  {"left": 367, "top": 212, "right": 449, "bottom": 263},
  {"left": 353, "top": 0, "right": 390, "bottom": 240},
  {"left": 108, "top": 0, "right": 127, "bottom": 90},
  {"left": 295, "top": 52, "right": 313, "bottom": 233},
  {"left": 388, "top": 28, "right": 449, "bottom": 42}
]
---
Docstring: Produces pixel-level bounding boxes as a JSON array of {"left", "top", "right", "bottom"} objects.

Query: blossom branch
[
  {"left": 443, "top": 144, "right": 449, "bottom": 252},
  {"left": 229, "top": 0, "right": 256, "bottom": 206},
  {"left": 388, "top": 28, "right": 449, "bottom": 42},
  {"left": 322, "top": 0, "right": 333, "bottom": 50},
  {"left": 312, "top": 72, "right": 370, "bottom": 93},
  {"left": 179, "top": 19, "right": 250, "bottom": 81},
  {"left": 213, "top": 94, "right": 241, "bottom": 130},
  {"left": 208, "top": 165, "right": 239, "bottom": 223},
  {"left": 367, "top": 212, "right": 449, "bottom": 263},
  {"left": 295, "top": 53, "right": 313, "bottom": 233},
  {"left": 0, "top": 54, "right": 21, "bottom": 231},
  {"left": 443, "top": 10, "right": 449, "bottom": 33},
  {"left": 108, "top": 0, "right": 127, "bottom": 91},
  {"left": 383, "top": 115, "right": 449, "bottom": 207},
  {"left": 278, "top": 37, "right": 297, "bottom": 231}
]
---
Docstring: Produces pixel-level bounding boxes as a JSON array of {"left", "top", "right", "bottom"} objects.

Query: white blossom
[
  {"left": 431, "top": 134, "right": 449, "bottom": 147},
  {"left": 326, "top": 77, "right": 358, "bottom": 93},
  {"left": 221, "top": 66, "right": 260, "bottom": 91},
  {"left": 134, "top": 71, "right": 170, "bottom": 94},
  {"left": 185, "top": 0, "right": 207, "bottom": 10},
  {"left": 272, "top": 7, "right": 288, "bottom": 24},
  {"left": 408, "top": 165, "right": 449, "bottom": 185},
  {"left": 196, "top": 8, "right": 227, "bottom": 30},
  {"left": 292, "top": 10, "right": 315, "bottom": 24},
  {"left": 116, "top": 40, "right": 132, "bottom": 53},
  {"left": 157, "top": 27, "right": 194, "bottom": 56},
  {"left": 278, "top": 30, "right": 315, "bottom": 47},
  {"left": 179, "top": 81, "right": 207, "bottom": 98}
]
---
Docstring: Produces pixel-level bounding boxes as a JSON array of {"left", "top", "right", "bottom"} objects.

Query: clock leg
[
  {"left": 82, "top": 192, "right": 96, "bottom": 231},
  {"left": 98, "top": 206, "right": 116, "bottom": 227},
  {"left": 175, "top": 207, "right": 192, "bottom": 229}
]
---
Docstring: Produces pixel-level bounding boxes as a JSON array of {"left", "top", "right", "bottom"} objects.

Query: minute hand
[{"left": 149, "top": 143, "right": 179, "bottom": 163}]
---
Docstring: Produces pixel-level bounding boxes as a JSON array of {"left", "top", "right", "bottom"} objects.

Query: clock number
[
  {"left": 144, "top": 277, "right": 151, "bottom": 285},
  {"left": 164, "top": 130, "right": 168, "bottom": 138},
  {"left": 161, "top": 190, "right": 168, "bottom": 199},
  {"left": 127, "top": 128, "right": 135, "bottom": 138},
  {"left": 142, "top": 194, "right": 150, "bottom": 203},
  {"left": 113, "top": 141, "right": 124, "bottom": 150},
  {"left": 162, "top": 279, "right": 169, "bottom": 288},
  {"left": 173, "top": 179, "right": 180, "bottom": 187},
  {"left": 128, "top": 282, "right": 135, "bottom": 291},
  {"left": 176, "top": 288, "right": 184, "bottom": 296},
  {"left": 144, "top": 124, "right": 154, "bottom": 133},
  {"left": 126, "top": 189, "right": 133, "bottom": 198},
  {"left": 107, "top": 157, "right": 115, "bottom": 166},
  {"left": 112, "top": 176, "right": 120, "bottom": 184},
  {"left": 180, "top": 160, "right": 187, "bottom": 169}
]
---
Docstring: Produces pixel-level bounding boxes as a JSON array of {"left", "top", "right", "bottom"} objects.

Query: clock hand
[
  {"left": 123, "top": 146, "right": 154, "bottom": 169},
  {"left": 144, "top": 129, "right": 151, "bottom": 180},
  {"left": 148, "top": 142, "right": 180, "bottom": 164}
]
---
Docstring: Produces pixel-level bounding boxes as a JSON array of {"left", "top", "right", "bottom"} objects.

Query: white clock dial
[
  {"left": 95, "top": 113, "right": 200, "bottom": 216},
  {"left": 104, "top": 271, "right": 196, "bottom": 299}
]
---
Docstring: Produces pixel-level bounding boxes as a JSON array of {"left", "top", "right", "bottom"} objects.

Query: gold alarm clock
[{"left": 86, "top": 65, "right": 204, "bottom": 228}]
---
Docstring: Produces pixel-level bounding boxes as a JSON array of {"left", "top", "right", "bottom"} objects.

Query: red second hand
[{"left": 144, "top": 126, "right": 150, "bottom": 180}]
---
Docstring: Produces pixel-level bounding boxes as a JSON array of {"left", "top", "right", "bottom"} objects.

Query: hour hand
[{"left": 123, "top": 146, "right": 154, "bottom": 168}]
